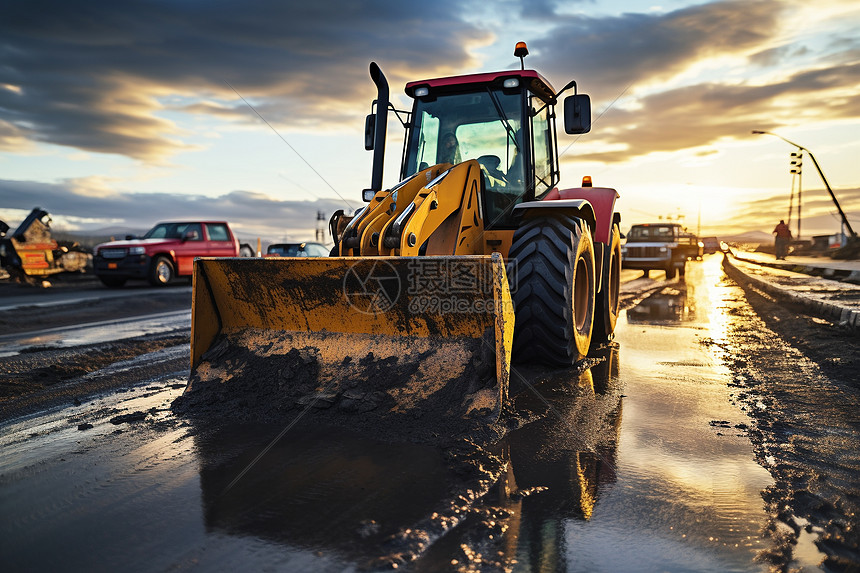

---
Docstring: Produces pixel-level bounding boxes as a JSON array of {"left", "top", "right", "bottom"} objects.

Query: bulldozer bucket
[{"left": 182, "top": 254, "right": 514, "bottom": 435}]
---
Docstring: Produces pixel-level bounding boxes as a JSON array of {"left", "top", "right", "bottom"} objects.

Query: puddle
[
  {"left": 0, "top": 310, "right": 190, "bottom": 357},
  {"left": 554, "top": 258, "right": 774, "bottom": 572},
  {"left": 0, "top": 258, "right": 785, "bottom": 571}
]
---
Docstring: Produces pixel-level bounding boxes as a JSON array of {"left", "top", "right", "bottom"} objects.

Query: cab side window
[
  {"left": 177, "top": 223, "right": 203, "bottom": 241},
  {"left": 531, "top": 102, "right": 554, "bottom": 196},
  {"left": 206, "top": 223, "right": 230, "bottom": 241}
]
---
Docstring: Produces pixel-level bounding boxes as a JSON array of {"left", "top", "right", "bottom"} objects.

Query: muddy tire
[
  {"left": 507, "top": 215, "right": 595, "bottom": 366},
  {"left": 148, "top": 256, "right": 174, "bottom": 286},
  {"left": 99, "top": 276, "right": 127, "bottom": 288},
  {"left": 678, "top": 259, "right": 686, "bottom": 278},
  {"left": 593, "top": 223, "right": 621, "bottom": 343}
]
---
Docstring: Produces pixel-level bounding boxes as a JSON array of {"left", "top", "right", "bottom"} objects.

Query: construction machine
[
  {"left": 182, "top": 43, "right": 621, "bottom": 434},
  {"left": 0, "top": 208, "right": 89, "bottom": 285}
]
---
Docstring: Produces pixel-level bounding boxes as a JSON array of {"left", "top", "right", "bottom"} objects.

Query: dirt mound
[{"left": 172, "top": 332, "right": 509, "bottom": 445}]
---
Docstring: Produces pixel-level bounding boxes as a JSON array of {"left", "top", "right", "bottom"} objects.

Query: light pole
[{"left": 751, "top": 130, "right": 856, "bottom": 239}]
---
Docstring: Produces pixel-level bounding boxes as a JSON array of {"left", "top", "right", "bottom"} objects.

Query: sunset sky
[{"left": 1, "top": 0, "right": 858, "bottom": 243}]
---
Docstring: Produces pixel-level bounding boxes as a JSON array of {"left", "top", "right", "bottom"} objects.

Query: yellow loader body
[{"left": 179, "top": 54, "right": 620, "bottom": 437}]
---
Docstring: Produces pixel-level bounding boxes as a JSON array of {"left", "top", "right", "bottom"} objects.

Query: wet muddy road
[{"left": 1, "top": 258, "right": 858, "bottom": 571}]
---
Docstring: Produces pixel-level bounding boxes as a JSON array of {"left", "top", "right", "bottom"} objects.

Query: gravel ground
[
  {"left": 0, "top": 277, "right": 191, "bottom": 421},
  {"left": 719, "top": 264, "right": 860, "bottom": 571}
]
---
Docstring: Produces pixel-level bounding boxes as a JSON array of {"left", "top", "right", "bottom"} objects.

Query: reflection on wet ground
[
  {"left": 194, "top": 423, "right": 468, "bottom": 570},
  {"left": 627, "top": 282, "right": 696, "bottom": 323},
  {"left": 0, "top": 310, "right": 190, "bottom": 357},
  {"left": 593, "top": 259, "right": 773, "bottom": 572},
  {"left": 0, "top": 257, "right": 789, "bottom": 571}
]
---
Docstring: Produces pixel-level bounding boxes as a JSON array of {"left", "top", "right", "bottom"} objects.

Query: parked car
[
  {"left": 93, "top": 221, "right": 240, "bottom": 287},
  {"left": 265, "top": 242, "right": 329, "bottom": 257}
]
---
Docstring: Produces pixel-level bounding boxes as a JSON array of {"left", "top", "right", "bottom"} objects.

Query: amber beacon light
[{"left": 514, "top": 42, "right": 529, "bottom": 69}]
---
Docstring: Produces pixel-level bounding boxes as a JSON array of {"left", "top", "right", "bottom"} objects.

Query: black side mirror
[
  {"left": 364, "top": 114, "right": 375, "bottom": 150},
  {"left": 564, "top": 94, "right": 591, "bottom": 134}
]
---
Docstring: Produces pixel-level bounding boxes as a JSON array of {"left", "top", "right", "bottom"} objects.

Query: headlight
[
  {"left": 659, "top": 247, "right": 668, "bottom": 252},
  {"left": 128, "top": 246, "right": 146, "bottom": 255}
]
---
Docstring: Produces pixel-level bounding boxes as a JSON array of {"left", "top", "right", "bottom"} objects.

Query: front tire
[
  {"left": 593, "top": 223, "right": 621, "bottom": 343},
  {"left": 148, "top": 256, "right": 174, "bottom": 286},
  {"left": 507, "top": 215, "right": 596, "bottom": 366}
]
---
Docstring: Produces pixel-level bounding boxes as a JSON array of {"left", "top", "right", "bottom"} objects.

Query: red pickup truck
[{"left": 93, "top": 221, "right": 239, "bottom": 287}]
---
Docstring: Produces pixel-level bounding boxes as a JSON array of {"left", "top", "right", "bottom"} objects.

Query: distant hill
[
  {"left": 721, "top": 230, "right": 772, "bottom": 244},
  {"left": 51, "top": 227, "right": 147, "bottom": 250},
  {"left": 88, "top": 226, "right": 148, "bottom": 237}
]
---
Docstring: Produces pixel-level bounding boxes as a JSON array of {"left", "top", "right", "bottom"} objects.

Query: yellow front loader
[{"left": 182, "top": 44, "right": 621, "bottom": 433}]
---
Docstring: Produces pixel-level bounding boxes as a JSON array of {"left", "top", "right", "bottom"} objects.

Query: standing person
[{"left": 773, "top": 219, "right": 792, "bottom": 260}]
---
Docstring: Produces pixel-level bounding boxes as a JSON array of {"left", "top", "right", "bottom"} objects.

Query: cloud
[
  {"left": 560, "top": 59, "right": 860, "bottom": 164},
  {"left": 512, "top": 0, "right": 859, "bottom": 165},
  {"left": 0, "top": 119, "right": 32, "bottom": 152},
  {"left": 532, "top": 0, "right": 786, "bottom": 101},
  {"left": 0, "top": 0, "right": 490, "bottom": 162},
  {"left": 748, "top": 45, "right": 810, "bottom": 67},
  {"left": 0, "top": 177, "right": 351, "bottom": 241}
]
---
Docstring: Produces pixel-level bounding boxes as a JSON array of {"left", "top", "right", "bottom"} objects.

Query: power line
[{"left": 224, "top": 80, "right": 354, "bottom": 211}]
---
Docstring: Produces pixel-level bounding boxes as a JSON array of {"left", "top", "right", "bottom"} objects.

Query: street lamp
[{"left": 751, "top": 130, "right": 857, "bottom": 239}]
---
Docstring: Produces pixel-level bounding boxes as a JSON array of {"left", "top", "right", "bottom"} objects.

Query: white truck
[{"left": 621, "top": 223, "right": 702, "bottom": 279}]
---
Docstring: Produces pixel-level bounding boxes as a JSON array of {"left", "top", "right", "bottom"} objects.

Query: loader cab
[{"left": 402, "top": 71, "right": 560, "bottom": 229}]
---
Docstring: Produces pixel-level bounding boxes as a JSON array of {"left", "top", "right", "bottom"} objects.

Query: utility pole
[
  {"left": 752, "top": 130, "right": 856, "bottom": 239},
  {"left": 315, "top": 210, "right": 326, "bottom": 243},
  {"left": 790, "top": 151, "right": 802, "bottom": 240}
]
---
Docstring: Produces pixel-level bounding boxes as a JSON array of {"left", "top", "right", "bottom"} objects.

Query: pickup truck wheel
[
  {"left": 99, "top": 277, "right": 127, "bottom": 288},
  {"left": 508, "top": 215, "right": 595, "bottom": 366},
  {"left": 593, "top": 223, "right": 621, "bottom": 343},
  {"left": 665, "top": 265, "right": 677, "bottom": 280},
  {"left": 148, "top": 256, "right": 174, "bottom": 286},
  {"left": 678, "top": 260, "right": 686, "bottom": 277}
]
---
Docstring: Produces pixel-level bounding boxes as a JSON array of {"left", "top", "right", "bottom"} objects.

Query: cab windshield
[
  {"left": 404, "top": 88, "right": 525, "bottom": 226},
  {"left": 627, "top": 226, "right": 677, "bottom": 242},
  {"left": 143, "top": 223, "right": 199, "bottom": 240}
]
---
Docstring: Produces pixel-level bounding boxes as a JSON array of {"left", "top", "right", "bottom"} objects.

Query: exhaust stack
[{"left": 368, "top": 62, "right": 389, "bottom": 194}]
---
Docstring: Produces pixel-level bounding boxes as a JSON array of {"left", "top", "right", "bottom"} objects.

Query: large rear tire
[
  {"left": 593, "top": 223, "right": 621, "bottom": 343},
  {"left": 507, "top": 215, "right": 595, "bottom": 366}
]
